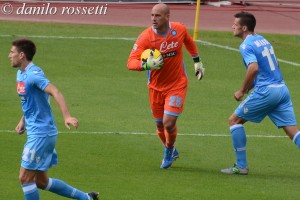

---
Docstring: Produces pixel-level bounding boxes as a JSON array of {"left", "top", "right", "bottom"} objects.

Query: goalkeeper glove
[
  {"left": 193, "top": 56, "right": 205, "bottom": 80},
  {"left": 142, "top": 50, "right": 164, "bottom": 70}
]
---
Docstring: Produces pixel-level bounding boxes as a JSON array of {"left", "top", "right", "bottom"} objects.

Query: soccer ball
[{"left": 140, "top": 49, "right": 161, "bottom": 62}]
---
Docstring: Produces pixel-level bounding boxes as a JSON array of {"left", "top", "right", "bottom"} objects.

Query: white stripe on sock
[
  {"left": 293, "top": 132, "right": 300, "bottom": 144},
  {"left": 87, "top": 193, "right": 91, "bottom": 200},
  {"left": 230, "top": 124, "right": 243, "bottom": 132},
  {"left": 22, "top": 183, "right": 37, "bottom": 193},
  {"left": 71, "top": 189, "right": 77, "bottom": 197},
  {"left": 236, "top": 147, "right": 246, "bottom": 152},
  {"left": 44, "top": 178, "right": 53, "bottom": 191}
]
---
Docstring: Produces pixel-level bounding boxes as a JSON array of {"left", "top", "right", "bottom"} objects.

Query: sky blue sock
[
  {"left": 22, "top": 182, "right": 39, "bottom": 200},
  {"left": 293, "top": 132, "right": 300, "bottom": 148},
  {"left": 43, "top": 178, "right": 89, "bottom": 200},
  {"left": 230, "top": 124, "right": 247, "bottom": 168}
]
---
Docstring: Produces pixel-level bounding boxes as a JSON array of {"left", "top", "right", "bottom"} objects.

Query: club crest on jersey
[
  {"left": 171, "top": 30, "right": 177, "bottom": 36},
  {"left": 17, "top": 82, "right": 26, "bottom": 95}
]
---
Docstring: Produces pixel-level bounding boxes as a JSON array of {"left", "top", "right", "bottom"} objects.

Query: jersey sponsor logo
[
  {"left": 160, "top": 41, "right": 179, "bottom": 53},
  {"left": 17, "top": 82, "right": 26, "bottom": 95},
  {"left": 162, "top": 51, "right": 177, "bottom": 58}
]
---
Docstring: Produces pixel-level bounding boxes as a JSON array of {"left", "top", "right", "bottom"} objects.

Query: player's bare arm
[
  {"left": 235, "top": 62, "right": 258, "bottom": 101},
  {"left": 44, "top": 83, "right": 79, "bottom": 129}
]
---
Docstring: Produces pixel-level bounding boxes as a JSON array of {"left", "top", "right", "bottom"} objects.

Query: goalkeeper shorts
[{"left": 149, "top": 87, "right": 187, "bottom": 121}]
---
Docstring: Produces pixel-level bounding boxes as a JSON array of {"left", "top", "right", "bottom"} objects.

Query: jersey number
[
  {"left": 262, "top": 46, "right": 277, "bottom": 71},
  {"left": 22, "top": 147, "right": 35, "bottom": 162},
  {"left": 169, "top": 96, "right": 182, "bottom": 107}
]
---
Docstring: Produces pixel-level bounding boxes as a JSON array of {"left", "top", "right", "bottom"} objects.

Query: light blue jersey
[
  {"left": 240, "top": 34, "right": 284, "bottom": 87},
  {"left": 17, "top": 63, "right": 58, "bottom": 137},
  {"left": 235, "top": 34, "right": 297, "bottom": 127}
]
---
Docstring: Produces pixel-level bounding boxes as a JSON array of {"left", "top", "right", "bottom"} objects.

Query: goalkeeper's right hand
[{"left": 142, "top": 50, "right": 164, "bottom": 70}]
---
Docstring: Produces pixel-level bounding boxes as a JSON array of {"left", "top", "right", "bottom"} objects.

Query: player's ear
[
  {"left": 19, "top": 52, "right": 26, "bottom": 60},
  {"left": 242, "top": 25, "right": 248, "bottom": 32},
  {"left": 166, "top": 13, "right": 170, "bottom": 20}
]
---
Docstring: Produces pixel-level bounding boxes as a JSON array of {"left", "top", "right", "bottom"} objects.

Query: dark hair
[
  {"left": 12, "top": 38, "right": 36, "bottom": 61},
  {"left": 234, "top": 12, "right": 256, "bottom": 32}
]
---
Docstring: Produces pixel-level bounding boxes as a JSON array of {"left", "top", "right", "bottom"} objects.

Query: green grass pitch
[{"left": 0, "top": 21, "right": 300, "bottom": 200}]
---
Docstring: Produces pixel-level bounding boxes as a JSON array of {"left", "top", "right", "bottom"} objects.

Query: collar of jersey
[
  {"left": 23, "top": 62, "right": 34, "bottom": 72},
  {"left": 153, "top": 22, "right": 171, "bottom": 37}
]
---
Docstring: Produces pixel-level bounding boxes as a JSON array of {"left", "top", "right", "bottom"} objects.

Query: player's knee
[
  {"left": 163, "top": 122, "right": 175, "bottom": 131},
  {"left": 163, "top": 118, "right": 176, "bottom": 130},
  {"left": 35, "top": 180, "right": 47, "bottom": 189},
  {"left": 228, "top": 116, "right": 237, "bottom": 126},
  {"left": 35, "top": 175, "right": 49, "bottom": 189},
  {"left": 19, "top": 173, "right": 33, "bottom": 185},
  {"left": 163, "top": 123, "right": 177, "bottom": 134},
  {"left": 228, "top": 114, "right": 245, "bottom": 126}
]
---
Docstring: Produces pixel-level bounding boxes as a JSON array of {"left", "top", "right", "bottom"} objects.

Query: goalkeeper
[{"left": 127, "top": 3, "right": 205, "bottom": 169}]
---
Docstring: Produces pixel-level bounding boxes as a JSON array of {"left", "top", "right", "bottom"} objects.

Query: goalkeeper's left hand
[
  {"left": 193, "top": 57, "right": 205, "bottom": 80},
  {"left": 142, "top": 50, "right": 164, "bottom": 70}
]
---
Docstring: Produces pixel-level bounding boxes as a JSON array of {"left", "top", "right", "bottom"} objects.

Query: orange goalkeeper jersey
[{"left": 127, "top": 22, "right": 199, "bottom": 92}]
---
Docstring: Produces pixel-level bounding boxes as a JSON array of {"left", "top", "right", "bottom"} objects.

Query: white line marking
[
  {"left": 0, "top": 35, "right": 299, "bottom": 67},
  {"left": 0, "top": 130, "right": 288, "bottom": 138},
  {"left": 0, "top": 34, "right": 136, "bottom": 41},
  {"left": 196, "top": 39, "right": 300, "bottom": 67}
]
